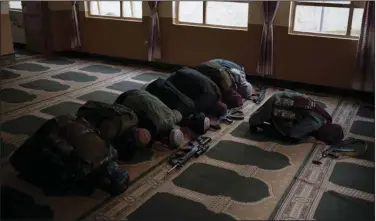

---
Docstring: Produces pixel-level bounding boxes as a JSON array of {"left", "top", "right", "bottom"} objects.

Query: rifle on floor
[
  {"left": 210, "top": 106, "right": 245, "bottom": 130},
  {"left": 167, "top": 136, "right": 212, "bottom": 174},
  {"left": 312, "top": 137, "right": 368, "bottom": 165}
]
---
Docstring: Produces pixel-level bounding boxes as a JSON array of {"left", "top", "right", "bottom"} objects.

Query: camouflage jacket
[{"left": 271, "top": 90, "right": 326, "bottom": 139}]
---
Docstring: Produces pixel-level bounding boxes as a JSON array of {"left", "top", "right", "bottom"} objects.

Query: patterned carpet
[
  {"left": 83, "top": 90, "right": 374, "bottom": 221},
  {"left": 0, "top": 56, "right": 172, "bottom": 221},
  {"left": 0, "top": 56, "right": 374, "bottom": 221}
]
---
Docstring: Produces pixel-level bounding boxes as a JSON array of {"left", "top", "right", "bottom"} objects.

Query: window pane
[
  {"left": 206, "top": 1, "right": 248, "bottom": 28},
  {"left": 90, "top": 1, "right": 120, "bottom": 17},
  {"left": 9, "top": 1, "right": 22, "bottom": 9},
  {"left": 294, "top": 5, "right": 349, "bottom": 36},
  {"left": 122, "top": 1, "right": 142, "bottom": 18},
  {"left": 178, "top": 1, "right": 203, "bottom": 24},
  {"left": 351, "top": 8, "right": 364, "bottom": 37},
  {"left": 321, "top": 7, "right": 349, "bottom": 35},
  {"left": 173, "top": 1, "right": 176, "bottom": 19},
  {"left": 294, "top": 5, "right": 323, "bottom": 33}
]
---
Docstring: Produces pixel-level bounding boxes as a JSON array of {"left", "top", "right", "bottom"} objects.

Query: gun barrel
[
  {"left": 200, "top": 137, "right": 212, "bottom": 146},
  {"left": 167, "top": 164, "right": 178, "bottom": 174}
]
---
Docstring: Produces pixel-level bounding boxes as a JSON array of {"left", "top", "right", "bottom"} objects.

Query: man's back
[{"left": 249, "top": 90, "right": 328, "bottom": 140}]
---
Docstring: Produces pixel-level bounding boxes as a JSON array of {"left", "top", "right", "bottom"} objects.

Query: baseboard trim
[{"left": 57, "top": 50, "right": 374, "bottom": 104}]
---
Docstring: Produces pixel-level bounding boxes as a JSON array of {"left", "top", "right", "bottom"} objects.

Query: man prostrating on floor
[
  {"left": 145, "top": 78, "right": 211, "bottom": 135},
  {"left": 115, "top": 89, "right": 184, "bottom": 148},
  {"left": 248, "top": 90, "right": 344, "bottom": 145}
]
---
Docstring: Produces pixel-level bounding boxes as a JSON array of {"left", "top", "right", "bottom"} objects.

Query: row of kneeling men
[{"left": 9, "top": 59, "right": 255, "bottom": 196}]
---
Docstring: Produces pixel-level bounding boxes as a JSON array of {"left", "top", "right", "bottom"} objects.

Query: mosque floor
[{"left": 0, "top": 55, "right": 374, "bottom": 221}]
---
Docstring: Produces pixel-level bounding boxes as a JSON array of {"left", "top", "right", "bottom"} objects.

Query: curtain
[
  {"left": 256, "top": 1, "right": 280, "bottom": 77},
  {"left": 148, "top": 1, "right": 161, "bottom": 61},
  {"left": 353, "top": 1, "right": 375, "bottom": 92},
  {"left": 71, "top": 1, "right": 81, "bottom": 49}
]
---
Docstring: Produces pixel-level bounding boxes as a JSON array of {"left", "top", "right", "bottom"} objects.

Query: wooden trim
[
  {"left": 295, "top": 2, "right": 351, "bottom": 8},
  {"left": 85, "top": 15, "right": 142, "bottom": 22},
  {"left": 289, "top": 31, "right": 359, "bottom": 40},
  {"left": 8, "top": 9, "right": 22, "bottom": 12},
  {"left": 173, "top": 21, "right": 247, "bottom": 31},
  {"left": 120, "top": 1, "right": 123, "bottom": 18},
  {"left": 346, "top": 1, "right": 356, "bottom": 36},
  {"left": 84, "top": 1, "right": 90, "bottom": 17},
  {"left": 174, "top": 1, "right": 179, "bottom": 23},
  {"left": 288, "top": 2, "right": 297, "bottom": 34},
  {"left": 96, "top": 1, "right": 101, "bottom": 15},
  {"left": 203, "top": 1, "right": 207, "bottom": 24},
  {"left": 130, "top": 0, "right": 134, "bottom": 17}
]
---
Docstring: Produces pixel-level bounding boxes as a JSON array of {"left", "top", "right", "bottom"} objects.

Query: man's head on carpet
[
  {"left": 214, "top": 101, "right": 228, "bottom": 117},
  {"left": 314, "top": 123, "right": 344, "bottom": 145}
]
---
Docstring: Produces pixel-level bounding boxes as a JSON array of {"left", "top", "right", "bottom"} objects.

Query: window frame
[
  {"left": 86, "top": 1, "right": 142, "bottom": 22},
  {"left": 289, "top": 1, "right": 364, "bottom": 39},
  {"left": 173, "top": 1, "right": 249, "bottom": 31}
]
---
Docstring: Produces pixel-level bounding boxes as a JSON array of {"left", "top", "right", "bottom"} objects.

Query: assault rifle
[
  {"left": 167, "top": 136, "right": 212, "bottom": 173},
  {"left": 312, "top": 137, "right": 368, "bottom": 165},
  {"left": 210, "top": 106, "right": 244, "bottom": 130}
]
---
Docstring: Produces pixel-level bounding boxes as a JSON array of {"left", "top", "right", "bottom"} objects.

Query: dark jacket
[
  {"left": 167, "top": 67, "right": 225, "bottom": 116},
  {"left": 249, "top": 90, "right": 331, "bottom": 140},
  {"left": 195, "top": 61, "right": 243, "bottom": 108},
  {"left": 145, "top": 78, "right": 195, "bottom": 117}
]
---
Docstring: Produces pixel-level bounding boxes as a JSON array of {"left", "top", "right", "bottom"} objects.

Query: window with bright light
[
  {"left": 88, "top": 1, "right": 142, "bottom": 20},
  {"left": 290, "top": 1, "right": 364, "bottom": 38},
  {"left": 9, "top": 1, "right": 22, "bottom": 10},
  {"left": 173, "top": 1, "right": 249, "bottom": 29}
]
